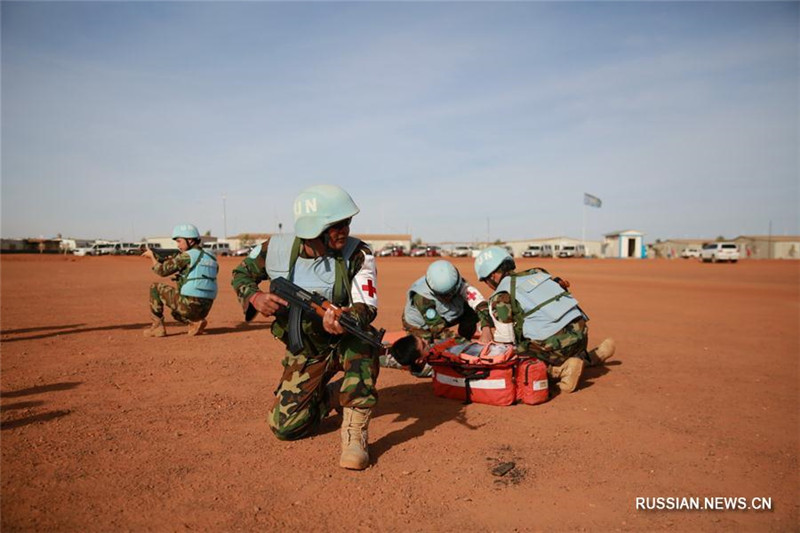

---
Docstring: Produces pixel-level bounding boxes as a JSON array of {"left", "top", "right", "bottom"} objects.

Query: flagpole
[{"left": 582, "top": 201, "right": 586, "bottom": 249}]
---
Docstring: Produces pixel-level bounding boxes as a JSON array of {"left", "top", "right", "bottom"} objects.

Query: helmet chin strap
[{"left": 302, "top": 235, "right": 329, "bottom": 257}]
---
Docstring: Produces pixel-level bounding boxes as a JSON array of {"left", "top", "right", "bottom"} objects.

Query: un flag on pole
[{"left": 584, "top": 193, "right": 602, "bottom": 208}]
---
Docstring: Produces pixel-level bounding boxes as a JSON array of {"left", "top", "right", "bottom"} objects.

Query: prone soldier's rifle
[{"left": 270, "top": 276, "right": 385, "bottom": 355}]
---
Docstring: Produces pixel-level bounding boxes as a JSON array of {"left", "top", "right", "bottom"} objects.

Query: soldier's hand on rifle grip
[
  {"left": 322, "top": 306, "right": 345, "bottom": 335},
  {"left": 141, "top": 249, "right": 155, "bottom": 260},
  {"left": 249, "top": 291, "right": 288, "bottom": 317}
]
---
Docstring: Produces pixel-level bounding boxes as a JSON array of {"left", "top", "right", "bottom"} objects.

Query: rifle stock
[{"left": 270, "top": 277, "right": 385, "bottom": 354}]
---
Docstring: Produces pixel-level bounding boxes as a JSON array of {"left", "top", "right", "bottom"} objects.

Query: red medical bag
[
  {"left": 514, "top": 358, "right": 549, "bottom": 405},
  {"left": 427, "top": 342, "right": 549, "bottom": 406}
]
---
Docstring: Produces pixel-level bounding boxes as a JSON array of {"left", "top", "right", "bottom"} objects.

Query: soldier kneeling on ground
[
  {"left": 380, "top": 260, "right": 493, "bottom": 377},
  {"left": 473, "top": 246, "right": 615, "bottom": 393},
  {"left": 141, "top": 223, "right": 218, "bottom": 337}
]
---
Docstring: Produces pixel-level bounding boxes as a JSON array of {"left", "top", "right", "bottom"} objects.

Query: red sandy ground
[{"left": 1, "top": 255, "right": 798, "bottom": 532}]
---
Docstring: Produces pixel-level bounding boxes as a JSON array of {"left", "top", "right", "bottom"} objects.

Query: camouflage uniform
[
  {"left": 231, "top": 237, "right": 379, "bottom": 441},
  {"left": 149, "top": 249, "right": 214, "bottom": 323},
  {"left": 479, "top": 268, "right": 589, "bottom": 367},
  {"left": 382, "top": 281, "right": 492, "bottom": 375},
  {"left": 401, "top": 289, "right": 491, "bottom": 343}
]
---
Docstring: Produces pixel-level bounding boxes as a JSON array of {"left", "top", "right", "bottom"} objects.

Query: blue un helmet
[
  {"left": 425, "top": 260, "right": 461, "bottom": 298},
  {"left": 293, "top": 185, "right": 360, "bottom": 239},
  {"left": 172, "top": 223, "right": 200, "bottom": 240},
  {"left": 474, "top": 246, "right": 515, "bottom": 281}
]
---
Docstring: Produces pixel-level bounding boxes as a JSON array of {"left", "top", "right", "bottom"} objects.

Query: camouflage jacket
[
  {"left": 152, "top": 250, "right": 194, "bottom": 292},
  {"left": 403, "top": 284, "right": 491, "bottom": 342}
]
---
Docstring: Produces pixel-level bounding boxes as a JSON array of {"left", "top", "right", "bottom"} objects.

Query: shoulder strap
[
  {"left": 508, "top": 274, "right": 526, "bottom": 344},
  {"left": 287, "top": 237, "right": 351, "bottom": 306},
  {"left": 287, "top": 237, "right": 303, "bottom": 282}
]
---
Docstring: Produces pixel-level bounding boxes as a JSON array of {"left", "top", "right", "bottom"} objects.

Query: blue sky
[{"left": 2, "top": 1, "right": 797, "bottom": 243}]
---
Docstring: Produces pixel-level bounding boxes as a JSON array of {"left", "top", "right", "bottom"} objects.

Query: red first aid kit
[
  {"left": 515, "top": 358, "right": 549, "bottom": 406},
  {"left": 427, "top": 341, "right": 549, "bottom": 406}
]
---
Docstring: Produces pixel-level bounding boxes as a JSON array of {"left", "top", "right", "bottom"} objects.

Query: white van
[
  {"left": 73, "top": 243, "right": 115, "bottom": 256},
  {"left": 557, "top": 244, "right": 585, "bottom": 258},
  {"left": 109, "top": 242, "right": 139, "bottom": 255},
  {"left": 522, "top": 245, "right": 541, "bottom": 258},
  {"left": 202, "top": 242, "right": 231, "bottom": 256},
  {"left": 701, "top": 242, "right": 739, "bottom": 263}
]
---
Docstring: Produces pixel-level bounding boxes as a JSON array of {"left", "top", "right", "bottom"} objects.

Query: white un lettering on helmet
[{"left": 294, "top": 197, "right": 318, "bottom": 216}]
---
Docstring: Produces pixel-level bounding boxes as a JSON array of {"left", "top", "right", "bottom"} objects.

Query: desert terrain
[{"left": 1, "top": 254, "right": 797, "bottom": 531}]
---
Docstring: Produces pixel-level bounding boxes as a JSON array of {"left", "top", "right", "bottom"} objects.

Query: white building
[
  {"left": 734, "top": 235, "right": 800, "bottom": 260},
  {"left": 603, "top": 230, "right": 646, "bottom": 259}
]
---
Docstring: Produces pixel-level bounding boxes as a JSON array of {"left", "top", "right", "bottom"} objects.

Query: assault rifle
[
  {"left": 140, "top": 245, "right": 181, "bottom": 262},
  {"left": 270, "top": 276, "right": 385, "bottom": 355}
]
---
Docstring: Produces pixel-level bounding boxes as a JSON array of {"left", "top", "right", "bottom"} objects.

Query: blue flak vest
[
  {"left": 265, "top": 233, "right": 360, "bottom": 305},
  {"left": 403, "top": 276, "right": 465, "bottom": 328},
  {"left": 180, "top": 248, "right": 219, "bottom": 299},
  {"left": 494, "top": 269, "right": 585, "bottom": 342}
]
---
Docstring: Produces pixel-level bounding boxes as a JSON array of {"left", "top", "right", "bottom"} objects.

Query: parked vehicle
[
  {"left": 522, "top": 245, "right": 543, "bottom": 258},
  {"left": 680, "top": 247, "right": 701, "bottom": 259},
  {"left": 73, "top": 243, "right": 116, "bottom": 256},
  {"left": 378, "top": 245, "right": 406, "bottom": 257},
  {"left": 424, "top": 245, "right": 442, "bottom": 257},
  {"left": 232, "top": 247, "right": 253, "bottom": 257},
  {"left": 109, "top": 242, "right": 140, "bottom": 255},
  {"left": 202, "top": 242, "right": 231, "bottom": 256},
  {"left": 557, "top": 244, "right": 585, "bottom": 258},
  {"left": 409, "top": 246, "right": 427, "bottom": 257},
  {"left": 700, "top": 242, "right": 739, "bottom": 263},
  {"left": 450, "top": 245, "right": 475, "bottom": 258}
]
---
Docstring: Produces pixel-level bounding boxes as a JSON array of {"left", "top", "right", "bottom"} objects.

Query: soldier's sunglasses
[{"left": 328, "top": 218, "right": 352, "bottom": 231}]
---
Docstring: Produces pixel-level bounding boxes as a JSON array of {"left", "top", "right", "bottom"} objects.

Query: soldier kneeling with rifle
[
  {"left": 231, "top": 185, "right": 383, "bottom": 471},
  {"left": 141, "top": 224, "right": 218, "bottom": 337}
]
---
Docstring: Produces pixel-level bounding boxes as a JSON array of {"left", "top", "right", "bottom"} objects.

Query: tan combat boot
[
  {"left": 340, "top": 407, "right": 371, "bottom": 470},
  {"left": 143, "top": 317, "right": 166, "bottom": 338},
  {"left": 588, "top": 338, "right": 616, "bottom": 366},
  {"left": 187, "top": 319, "right": 207, "bottom": 336},
  {"left": 557, "top": 357, "right": 585, "bottom": 393}
]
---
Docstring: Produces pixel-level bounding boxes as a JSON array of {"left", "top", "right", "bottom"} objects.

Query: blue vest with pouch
[
  {"left": 494, "top": 269, "right": 585, "bottom": 341},
  {"left": 403, "top": 277, "right": 465, "bottom": 328},
  {"left": 180, "top": 248, "right": 219, "bottom": 299},
  {"left": 265, "top": 233, "right": 360, "bottom": 304}
]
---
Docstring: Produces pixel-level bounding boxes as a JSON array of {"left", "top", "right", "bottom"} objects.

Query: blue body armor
[
  {"left": 180, "top": 248, "right": 218, "bottom": 299},
  {"left": 265, "top": 233, "right": 360, "bottom": 303},
  {"left": 494, "top": 270, "right": 585, "bottom": 341},
  {"left": 403, "top": 277, "right": 465, "bottom": 329}
]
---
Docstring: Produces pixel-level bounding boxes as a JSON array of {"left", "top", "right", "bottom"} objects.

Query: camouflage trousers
[
  {"left": 521, "top": 318, "right": 589, "bottom": 367},
  {"left": 268, "top": 334, "right": 379, "bottom": 441},
  {"left": 148, "top": 283, "right": 214, "bottom": 323}
]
